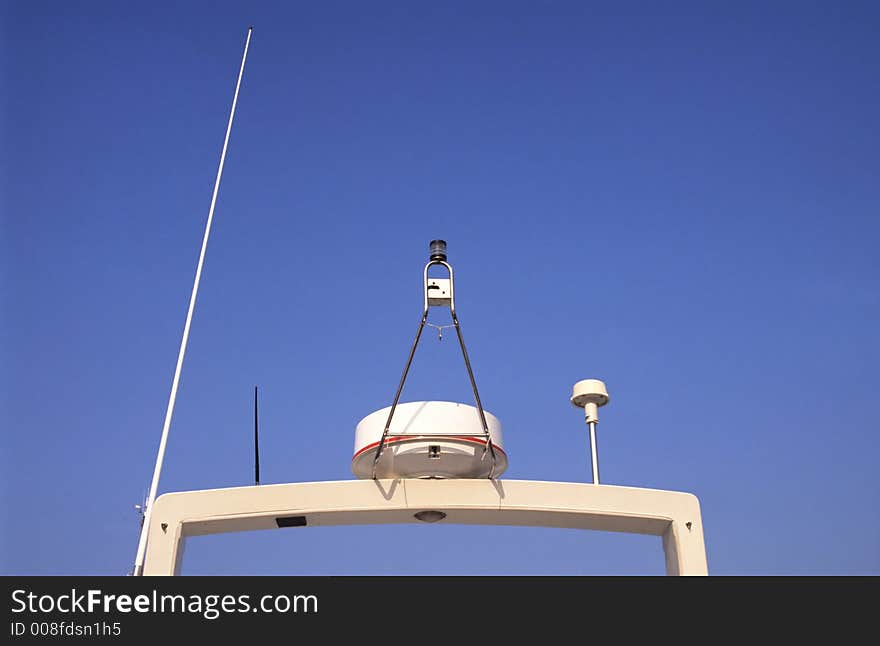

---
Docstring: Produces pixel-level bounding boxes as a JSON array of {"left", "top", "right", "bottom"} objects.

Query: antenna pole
[
  {"left": 254, "top": 385, "right": 260, "bottom": 485},
  {"left": 570, "top": 379, "right": 610, "bottom": 487},
  {"left": 588, "top": 421, "right": 600, "bottom": 484},
  {"left": 132, "top": 26, "right": 253, "bottom": 576}
]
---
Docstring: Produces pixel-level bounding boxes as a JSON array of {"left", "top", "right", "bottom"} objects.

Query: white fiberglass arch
[{"left": 142, "top": 479, "right": 708, "bottom": 576}]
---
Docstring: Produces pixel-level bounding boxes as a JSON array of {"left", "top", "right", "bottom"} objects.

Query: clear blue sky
[{"left": 1, "top": 1, "right": 878, "bottom": 575}]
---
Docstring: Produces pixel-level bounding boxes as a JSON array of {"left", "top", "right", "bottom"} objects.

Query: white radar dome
[{"left": 352, "top": 401, "right": 507, "bottom": 479}]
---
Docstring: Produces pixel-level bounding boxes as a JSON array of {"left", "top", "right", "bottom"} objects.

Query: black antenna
[{"left": 254, "top": 385, "right": 261, "bottom": 485}]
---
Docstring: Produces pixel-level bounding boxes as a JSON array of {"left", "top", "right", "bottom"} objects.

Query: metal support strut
[{"left": 371, "top": 241, "right": 498, "bottom": 479}]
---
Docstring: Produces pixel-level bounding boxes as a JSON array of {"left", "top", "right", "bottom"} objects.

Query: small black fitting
[{"left": 429, "top": 239, "right": 447, "bottom": 261}]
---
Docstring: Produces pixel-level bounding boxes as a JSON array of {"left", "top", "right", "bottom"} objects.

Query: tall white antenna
[{"left": 132, "top": 26, "right": 253, "bottom": 576}]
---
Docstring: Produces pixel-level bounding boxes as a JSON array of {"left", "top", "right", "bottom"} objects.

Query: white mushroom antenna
[
  {"left": 571, "top": 379, "right": 610, "bottom": 485},
  {"left": 571, "top": 379, "right": 609, "bottom": 423}
]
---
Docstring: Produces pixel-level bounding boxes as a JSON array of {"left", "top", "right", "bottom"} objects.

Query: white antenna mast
[
  {"left": 571, "top": 379, "right": 610, "bottom": 484},
  {"left": 132, "top": 26, "right": 253, "bottom": 576}
]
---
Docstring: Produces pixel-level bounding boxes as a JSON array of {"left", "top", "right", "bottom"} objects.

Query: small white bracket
[{"left": 427, "top": 278, "right": 451, "bottom": 307}]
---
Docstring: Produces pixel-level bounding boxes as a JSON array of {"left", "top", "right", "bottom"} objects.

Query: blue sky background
[{"left": 1, "top": 1, "right": 878, "bottom": 575}]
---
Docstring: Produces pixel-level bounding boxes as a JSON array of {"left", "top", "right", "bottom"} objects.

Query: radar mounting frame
[{"left": 371, "top": 240, "right": 499, "bottom": 479}]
